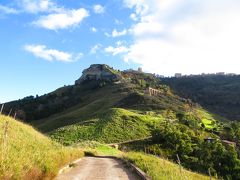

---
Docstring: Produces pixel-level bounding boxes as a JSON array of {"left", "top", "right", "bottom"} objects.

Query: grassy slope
[
  {"left": 30, "top": 76, "right": 200, "bottom": 134},
  {"left": 49, "top": 106, "right": 222, "bottom": 145},
  {"left": 124, "top": 152, "right": 210, "bottom": 180},
  {"left": 26, "top": 74, "right": 224, "bottom": 142},
  {"left": 31, "top": 83, "right": 130, "bottom": 133},
  {"left": 50, "top": 108, "right": 163, "bottom": 145},
  {"left": 0, "top": 115, "right": 83, "bottom": 180}
]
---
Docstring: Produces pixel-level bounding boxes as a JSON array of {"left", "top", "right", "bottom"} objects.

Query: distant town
[
  {"left": 173, "top": 72, "right": 238, "bottom": 78},
  {"left": 124, "top": 67, "right": 238, "bottom": 78}
]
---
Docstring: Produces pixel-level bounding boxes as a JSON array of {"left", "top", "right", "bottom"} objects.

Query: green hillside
[
  {"left": 161, "top": 75, "right": 240, "bottom": 121},
  {"left": 0, "top": 115, "right": 83, "bottom": 179},
  {"left": 119, "top": 120, "right": 240, "bottom": 179},
  {"left": 2, "top": 64, "right": 240, "bottom": 179},
  {"left": 8, "top": 68, "right": 200, "bottom": 134},
  {"left": 30, "top": 82, "right": 131, "bottom": 132},
  {"left": 49, "top": 107, "right": 221, "bottom": 145},
  {"left": 49, "top": 108, "right": 163, "bottom": 145}
]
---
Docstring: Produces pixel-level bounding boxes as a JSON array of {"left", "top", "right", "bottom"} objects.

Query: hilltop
[
  {"left": 2, "top": 64, "right": 198, "bottom": 131},
  {"left": 75, "top": 64, "right": 122, "bottom": 84},
  {"left": 2, "top": 64, "right": 240, "bottom": 179}
]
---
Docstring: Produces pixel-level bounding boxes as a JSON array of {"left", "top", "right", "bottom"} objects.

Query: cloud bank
[{"left": 123, "top": 0, "right": 240, "bottom": 75}]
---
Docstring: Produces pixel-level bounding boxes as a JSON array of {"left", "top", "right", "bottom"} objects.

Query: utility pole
[
  {"left": 208, "top": 168, "right": 212, "bottom": 180},
  {"left": 14, "top": 112, "right": 17, "bottom": 119},
  {"left": 0, "top": 104, "right": 4, "bottom": 114},
  {"left": 8, "top": 108, "right": 12, "bottom": 116},
  {"left": 176, "top": 154, "right": 182, "bottom": 173}
]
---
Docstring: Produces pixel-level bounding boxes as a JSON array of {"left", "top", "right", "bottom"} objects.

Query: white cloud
[
  {"left": 18, "top": 0, "right": 89, "bottom": 31},
  {"left": 0, "top": 5, "right": 18, "bottom": 14},
  {"left": 91, "top": 27, "right": 97, "bottom": 32},
  {"left": 19, "top": 0, "right": 61, "bottom": 13},
  {"left": 116, "top": 41, "right": 124, "bottom": 46},
  {"left": 33, "top": 8, "right": 89, "bottom": 30},
  {"left": 123, "top": 0, "right": 148, "bottom": 17},
  {"left": 131, "top": 18, "right": 164, "bottom": 37},
  {"left": 93, "top": 4, "right": 105, "bottom": 14},
  {"left": 130, "top": 13, "right": 138, "bottom": 21},
  {"left": 123, "top": 0, "right": 240, "bottom": 75},
  {"left": 24, "top": 44, "right": 82, "bottom": 62},
  {"left": 112, "top": 29, "right": 127, "bottom": 37},
  {"left": 90, "top": 44, "right": 101, "bottom": 54},
  {"left": 105, "top": 46, "right": 129, "bottom": 56}
]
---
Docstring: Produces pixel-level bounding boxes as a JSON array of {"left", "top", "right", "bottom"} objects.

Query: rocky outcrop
[{"left": 75, "top": 64, "right": 122, "bottom": 84}]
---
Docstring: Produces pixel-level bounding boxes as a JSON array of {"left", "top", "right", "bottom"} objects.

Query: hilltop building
[
  {"left": 175, "top": 73, "right": 182, "bottom": 78},
  {"left": 75, "top": 64, "right": 121, "bottom": 84},
  {"left": 216, "top": 72, "right": 225, "bottom": 75},
  {"left": 124, "top": 67, "right": 144, "bottom": 73},
  {"left": 226, "top": 73, "right": 236, "bottom": 76}
]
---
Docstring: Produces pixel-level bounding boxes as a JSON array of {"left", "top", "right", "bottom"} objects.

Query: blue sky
[{"left": 0, "top": 0, "right": 240, "bottom": 102}]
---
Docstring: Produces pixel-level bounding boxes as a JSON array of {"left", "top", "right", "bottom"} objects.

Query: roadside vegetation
[
  {"left": 73, "top": 141, "right": 211, "bottom": 180},
  {"left": 0, "top": 115, "right": 83, "bottom": 179},
  {"left": 120, "top": 120, "right": 240, "bottom": 179},
  {"left": 124, "top": 152, "right": 210, "bottom": 180}
]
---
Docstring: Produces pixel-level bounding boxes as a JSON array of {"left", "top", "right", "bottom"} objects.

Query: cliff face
[{"left": 75, "top": 64, "right": 122, "bottom": 84}]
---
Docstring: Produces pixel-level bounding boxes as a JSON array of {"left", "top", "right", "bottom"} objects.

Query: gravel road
[{"left": 56, "top": 157, "right": 140, "bottom": 180}]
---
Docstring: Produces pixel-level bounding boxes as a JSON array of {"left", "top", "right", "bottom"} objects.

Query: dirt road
[{"left": 56, "top": 157, "right": 140, "bottom": 180}]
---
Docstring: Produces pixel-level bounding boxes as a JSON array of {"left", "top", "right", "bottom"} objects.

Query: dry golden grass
[{"left": 0, "top": 115, "right": 83, "bottom": 179}]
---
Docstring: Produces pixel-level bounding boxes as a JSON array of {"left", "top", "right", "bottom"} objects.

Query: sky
[{"left": 0, "top": 0, "right": 240, "bottom": 103}]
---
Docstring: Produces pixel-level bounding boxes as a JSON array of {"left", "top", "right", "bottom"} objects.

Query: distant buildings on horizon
[
  {"left": 123, "top": 67, "right": 238, "bottom": 78},
  {"left": 173, "top": 72, "right": 238, "bottom": 78}
]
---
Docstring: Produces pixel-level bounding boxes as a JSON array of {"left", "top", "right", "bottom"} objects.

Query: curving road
[{"left": 56, "top": 157, "right": 140, "bottom": 180}]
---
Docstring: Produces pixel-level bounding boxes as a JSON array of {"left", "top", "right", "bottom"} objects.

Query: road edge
[
  {"left": 93, "top": 155, "right": 151, "bottom": 180},
  {"left": 58, "top": 158, "right": 82, "bottom": 175}
]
